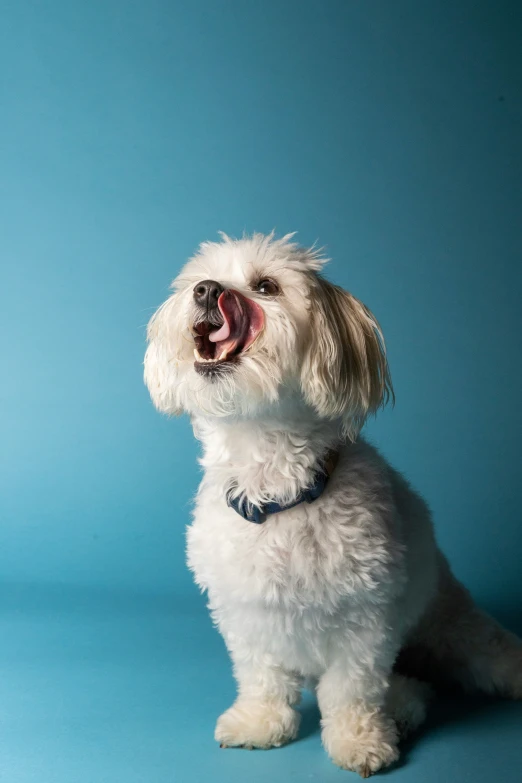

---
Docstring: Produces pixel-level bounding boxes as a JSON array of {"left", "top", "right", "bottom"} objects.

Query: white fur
[{"left": 145, "top": 233, "right": 522, "bottom": 776}]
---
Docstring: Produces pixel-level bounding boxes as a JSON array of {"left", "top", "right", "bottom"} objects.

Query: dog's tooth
[
  {"left": 217, "top": 348, "right": 229, "bottom": 361},
  {"left": 194, "top": 347, "right": 222, "bottom": 364},
  {"left": 194, "top": 348, "right": 210, "bottom": 362}
]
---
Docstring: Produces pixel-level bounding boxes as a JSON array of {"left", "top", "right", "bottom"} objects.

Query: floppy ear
[
  {"left": 300, "top": 276, "right": 393, "bottom": 439},
  {"left": 144, "top": 294, "right": 184, "bottom": 415}
]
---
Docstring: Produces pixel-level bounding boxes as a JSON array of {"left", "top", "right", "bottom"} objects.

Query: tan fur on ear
[{"left": 301, "top": 276, "right": 394, "bottom": 439}]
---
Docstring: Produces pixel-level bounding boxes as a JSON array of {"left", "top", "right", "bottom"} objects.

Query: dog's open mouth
[{"left": 193, "top": 289, "right": 264, "bottom": 375}]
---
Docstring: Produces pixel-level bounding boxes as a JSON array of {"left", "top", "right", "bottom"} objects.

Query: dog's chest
[
  {"left": 187, "top": 493, "right": 396, "bottom": 674},
  {"left": 187, "top": 489, "right": 391, "bottom": 614}
]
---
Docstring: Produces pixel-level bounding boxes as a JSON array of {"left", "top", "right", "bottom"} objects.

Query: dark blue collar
[{"left": 226, "top": 450, "right": 339, "bottom": 524}]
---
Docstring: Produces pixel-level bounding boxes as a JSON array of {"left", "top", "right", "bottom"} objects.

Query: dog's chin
[{"left": 194, "top": 357, "right": 239, "bottom": 379}]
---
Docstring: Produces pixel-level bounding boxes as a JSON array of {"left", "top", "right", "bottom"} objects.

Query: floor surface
[{"left": 1, "top": 584, "right": 521, "bottom": 783}]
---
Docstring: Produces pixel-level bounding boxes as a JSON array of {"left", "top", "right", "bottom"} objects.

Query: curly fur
[{"left": 144, "top": 233, "right": 522, "bottom": 776}]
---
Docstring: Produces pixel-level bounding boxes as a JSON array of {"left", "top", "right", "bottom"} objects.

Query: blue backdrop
[{"left": 1, "top": 2, "right": 521, "bottom": 782}]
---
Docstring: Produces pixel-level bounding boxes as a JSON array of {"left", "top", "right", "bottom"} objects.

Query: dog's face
[{"left": 144, "top": 233, "right": 392, "bottom": 436}]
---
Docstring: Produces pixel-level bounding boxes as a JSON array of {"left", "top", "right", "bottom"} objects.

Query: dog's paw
[
  {"left": 322, "top": 708, "right": 399, "bottom": 776},
  {"left": 215, "top": 699, "right": 300, "bottom": 749},
  {"left": 385, "top": 674, "right": 432, "bottom": 737},
  {"left": 503, "top": 645, "right": 522, "bottom": 700}
]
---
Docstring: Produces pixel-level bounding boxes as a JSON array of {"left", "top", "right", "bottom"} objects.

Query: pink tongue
[
  {"left": 209, "top": 289, "right": 245, "bottom": 343},
  {"left": 208, "top": 320, "right": 230, "bottom": 343},
  {"left": 207, "top": 289, "right": 264, "bottom": 353}
]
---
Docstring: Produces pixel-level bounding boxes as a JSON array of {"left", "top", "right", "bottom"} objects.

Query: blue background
[{"left": 1, "top": 1, "right": 521, "bottom": 781}]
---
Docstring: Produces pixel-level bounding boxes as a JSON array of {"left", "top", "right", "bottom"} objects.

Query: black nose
[{"left": 193, "top": 279, "right": 224, "bottom": 308}]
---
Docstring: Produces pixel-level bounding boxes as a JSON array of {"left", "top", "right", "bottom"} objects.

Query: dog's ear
[
  {"left": 144, "top": 294, "right": 184, "bottom": 416},
  {"left": 300, "top": 276, "right": 393, "bottom": 439}
]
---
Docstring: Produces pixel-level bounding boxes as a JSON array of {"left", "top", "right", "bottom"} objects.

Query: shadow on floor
[{"left": 297, "top": 687, "right": 522, "bottom": 777}]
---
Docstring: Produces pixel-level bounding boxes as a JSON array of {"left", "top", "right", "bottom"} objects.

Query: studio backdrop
[
  {"left": 1, "top": 3, "right": 522, "bottom": 783},
  {"left": 1, "top": 0, "right": 521, "bottom": 633}
]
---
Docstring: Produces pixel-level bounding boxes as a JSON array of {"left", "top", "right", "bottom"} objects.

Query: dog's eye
[{"left": 254, "top": 278, "right": 280, "bottom": 296}]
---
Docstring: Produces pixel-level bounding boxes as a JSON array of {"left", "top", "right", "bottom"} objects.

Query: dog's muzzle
[{"left": 192, "top": 286, "right": 264, "bottom": 374}]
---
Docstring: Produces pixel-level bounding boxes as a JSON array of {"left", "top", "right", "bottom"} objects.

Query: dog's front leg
[
  {"left": 215, "top": 647, "right": 301, "bottom": 750},
  {"left": 318, "top": 640, "right": 399, "bottom": 777}
]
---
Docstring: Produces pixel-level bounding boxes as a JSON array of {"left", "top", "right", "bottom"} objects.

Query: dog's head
[{"left": 144, "top": 233, "right": 393, "bottom": 438}]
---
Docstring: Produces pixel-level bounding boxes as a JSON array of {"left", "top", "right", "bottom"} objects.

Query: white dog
[{"left": 144, "top": 232, "right": 521, "bottom": 776}]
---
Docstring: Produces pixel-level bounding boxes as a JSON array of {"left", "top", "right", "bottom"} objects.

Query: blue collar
[{"left": 226, "top": 451, "right": 339, "bottom": 524}]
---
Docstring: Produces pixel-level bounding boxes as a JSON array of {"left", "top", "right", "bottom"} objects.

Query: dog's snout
[{"left": 193, "top": 279, "right": 224, "bottom": 308}]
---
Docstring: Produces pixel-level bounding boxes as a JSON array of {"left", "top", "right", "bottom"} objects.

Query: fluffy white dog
[{"left": 144, "top": 232, "right": 521, "bottom": 776}]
